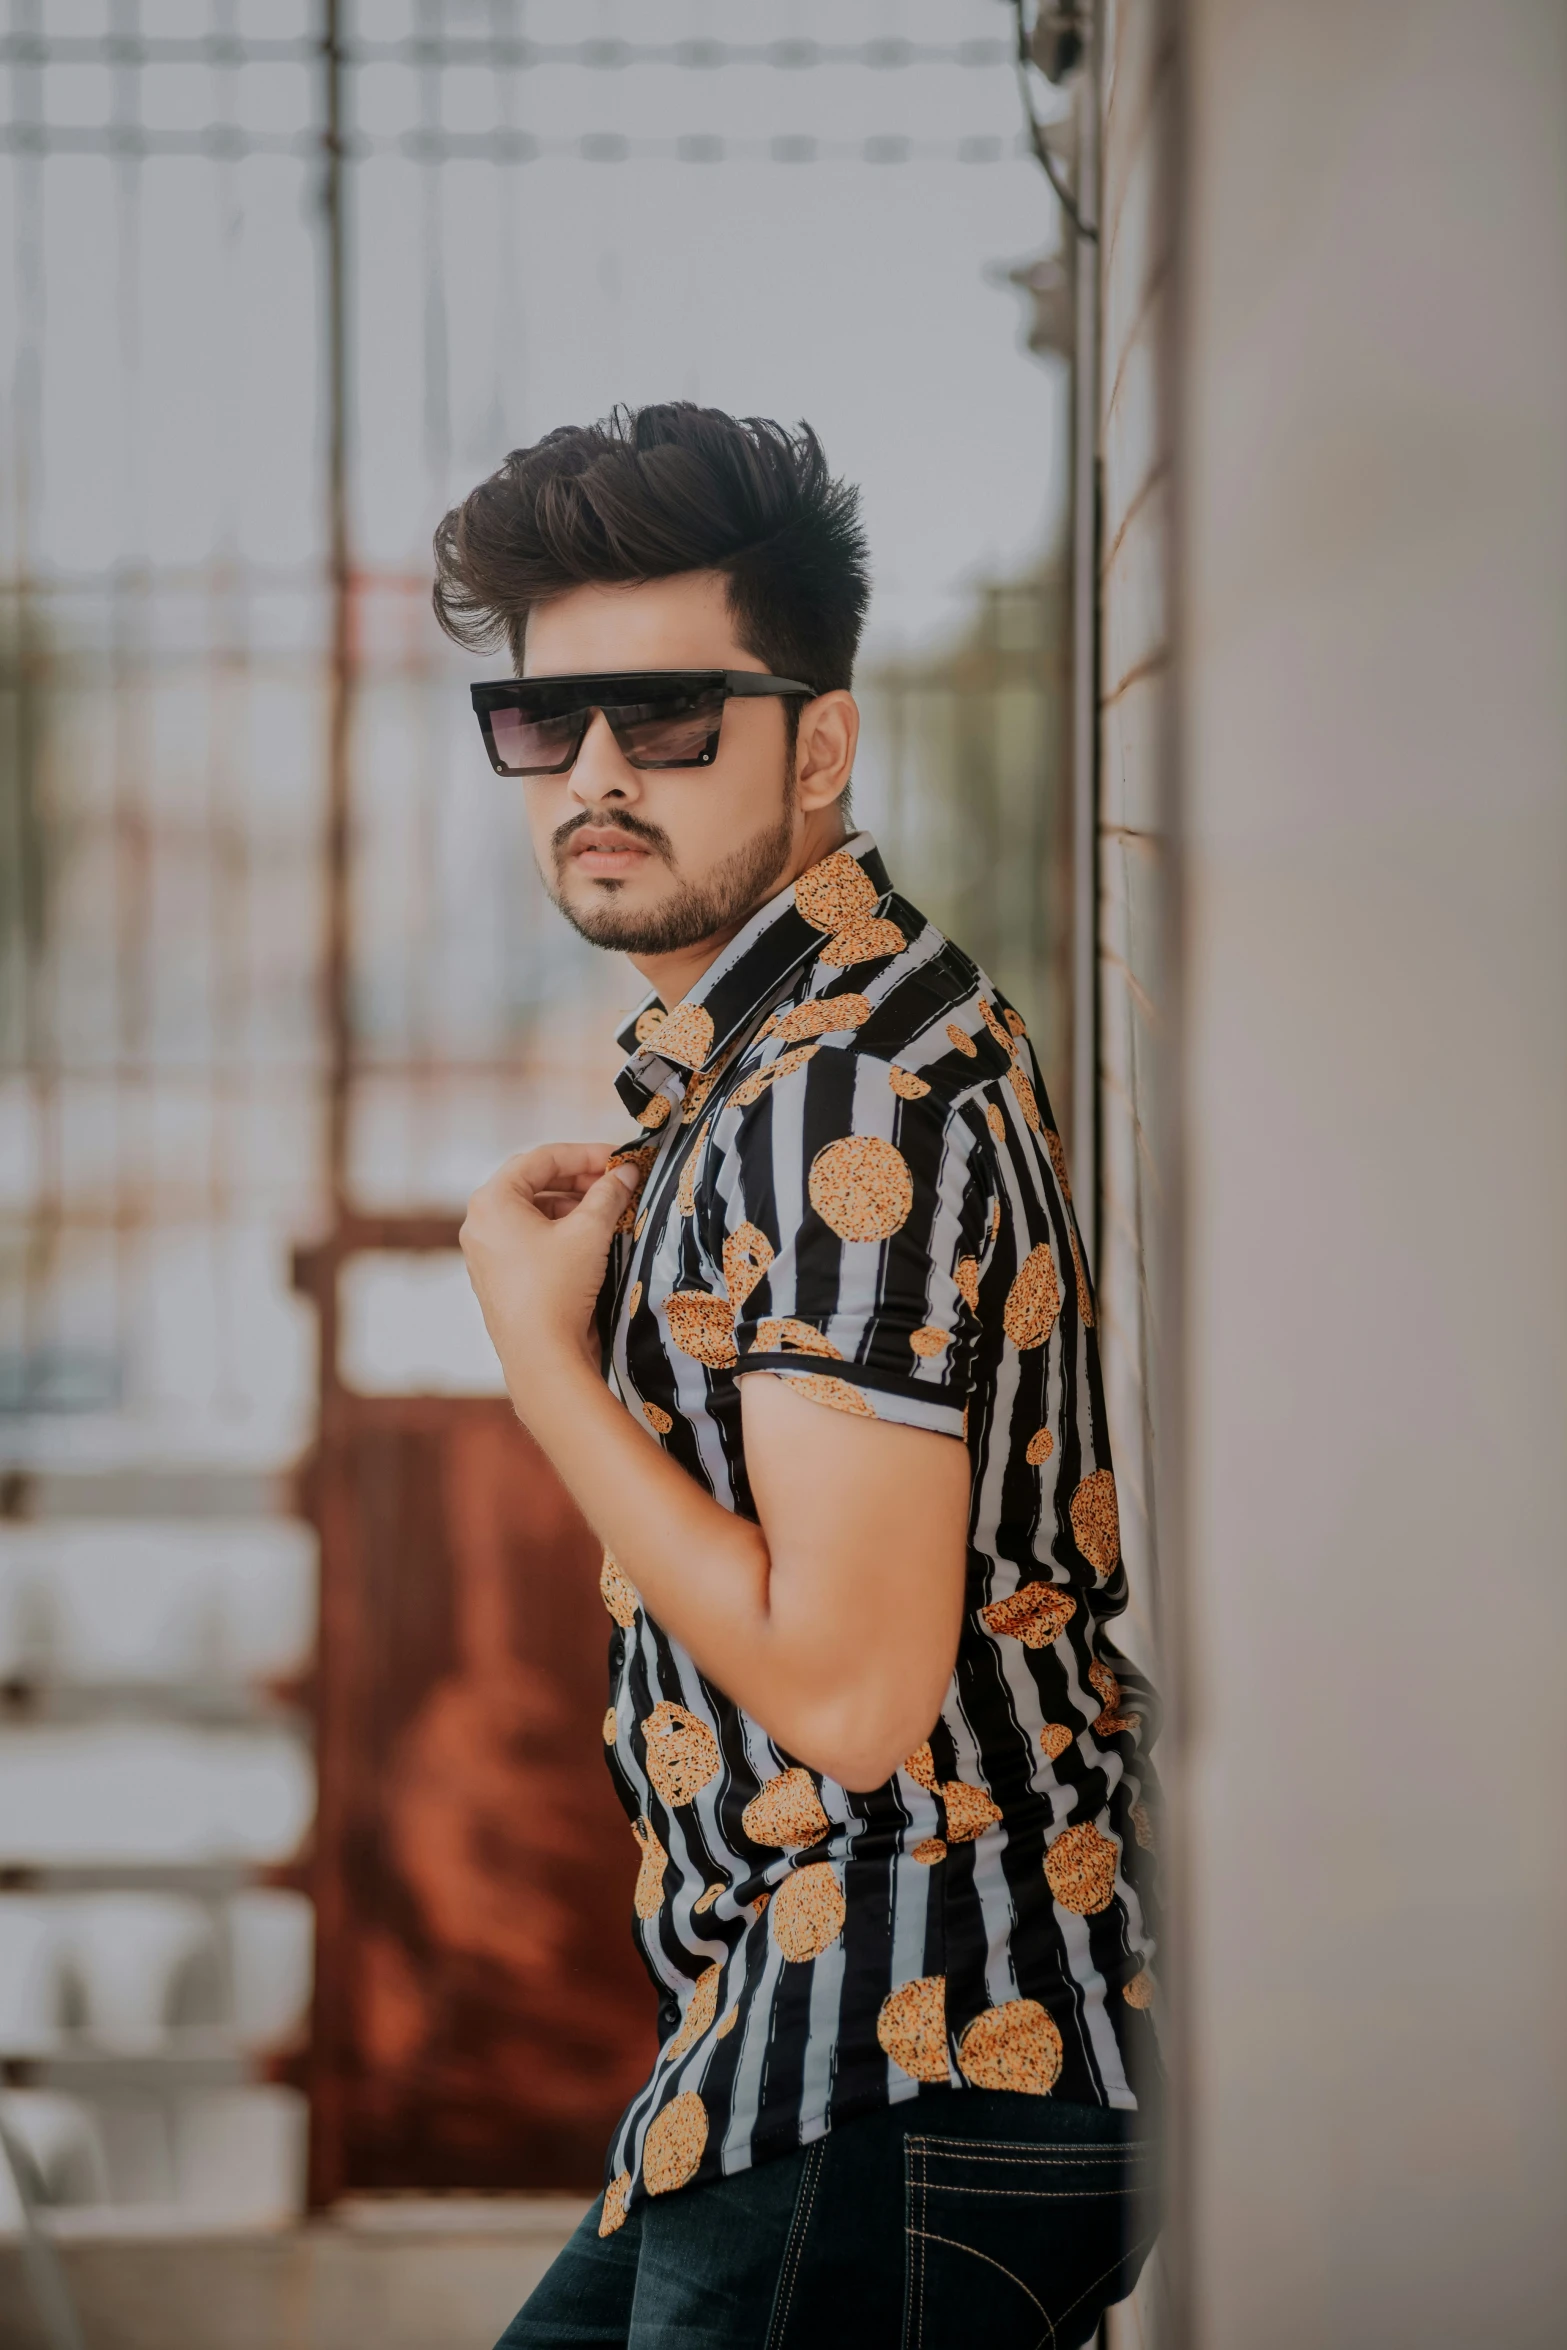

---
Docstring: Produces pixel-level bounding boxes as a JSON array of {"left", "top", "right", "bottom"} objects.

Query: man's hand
[{"left": 460, "top": 1144, "right": 642, "bottom": 1398}]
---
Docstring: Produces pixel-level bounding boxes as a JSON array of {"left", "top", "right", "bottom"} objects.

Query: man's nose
[{"left": 568, "top": 711, "right": 641, "bottom": 806}]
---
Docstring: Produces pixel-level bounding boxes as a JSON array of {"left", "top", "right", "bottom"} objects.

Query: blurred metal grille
[{"left": 0, "top": 0, "right": 1054, "bottom": 1450}]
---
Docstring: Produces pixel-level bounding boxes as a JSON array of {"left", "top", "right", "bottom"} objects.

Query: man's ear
[{"left": 794, "top": 691, "right": 859, "bottom": 813}]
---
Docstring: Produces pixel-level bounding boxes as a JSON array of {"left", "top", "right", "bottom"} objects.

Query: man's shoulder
[{"left": 797, "top": 892, "right": 1020, "bottom": 1103}]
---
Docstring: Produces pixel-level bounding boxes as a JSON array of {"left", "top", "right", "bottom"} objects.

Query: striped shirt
[{"left": 593, "top": 833, "right": 1160, "bottom": 2233}]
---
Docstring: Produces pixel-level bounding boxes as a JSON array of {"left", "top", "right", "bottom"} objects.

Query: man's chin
[
  {"left": 549, "top": 874, "right": 701, "bottom": 955},
  {"left": 545, "top": 804, "right": 797, "bottom": 959}
]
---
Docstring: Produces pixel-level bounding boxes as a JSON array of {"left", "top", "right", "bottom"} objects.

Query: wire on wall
[{"left": 1009, "top": 1, "right": 1096, "bottom": 240}]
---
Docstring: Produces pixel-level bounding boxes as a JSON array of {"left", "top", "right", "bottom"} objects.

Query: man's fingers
[
  {"left": 567, "top": 1162, "right": 643, "bottom": 1238},
  {"left": 501, "top": 1143, "right": 614, "bottom": 1202}
]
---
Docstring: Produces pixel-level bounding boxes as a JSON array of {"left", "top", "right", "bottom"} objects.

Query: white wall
[{"left": 1179, "top": 4, "right": 1567, "bottom": 2342}]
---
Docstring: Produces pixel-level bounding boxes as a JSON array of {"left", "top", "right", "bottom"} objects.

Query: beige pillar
[{"left": 1179, "top": 4, "right": 1567, "bottom": 2341}]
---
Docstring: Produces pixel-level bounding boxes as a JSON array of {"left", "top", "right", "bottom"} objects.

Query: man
[{"left": 442, "top": 405, "right": 1159, "bottom": 2349}]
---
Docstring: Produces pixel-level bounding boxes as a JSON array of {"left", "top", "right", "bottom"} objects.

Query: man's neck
[{"left": 628, "top": 813, "right": 851, "bottom": 1010}]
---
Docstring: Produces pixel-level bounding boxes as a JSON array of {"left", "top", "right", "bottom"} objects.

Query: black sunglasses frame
[{"left": 470, "top": 670, "right": 817, "bottom": 776}]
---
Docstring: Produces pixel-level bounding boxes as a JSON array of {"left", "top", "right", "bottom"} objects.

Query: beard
[{"left": 545, "top": 795, "right": 798, "bottom": 956}]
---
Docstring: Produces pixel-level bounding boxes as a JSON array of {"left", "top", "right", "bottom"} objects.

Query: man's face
[{"left": 518, "top": 571, "right": 804, "bottom": 958}]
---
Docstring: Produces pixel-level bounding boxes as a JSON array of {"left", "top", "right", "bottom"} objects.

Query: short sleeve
[{"left": 707, "top": 1044, "right": 992, "bottom": 1439}]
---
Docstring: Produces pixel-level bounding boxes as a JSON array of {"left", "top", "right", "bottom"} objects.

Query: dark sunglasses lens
[
  {"left": 606, "top": 687, "right": 726, "bottom": 768},
  {"left": 486, "top": 704, "right": 585, "bottom": 774}
]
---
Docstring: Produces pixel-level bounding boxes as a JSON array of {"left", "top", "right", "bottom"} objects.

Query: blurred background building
[{"left": 3, "top": 3, "right": 1565, "bottom": 2347}]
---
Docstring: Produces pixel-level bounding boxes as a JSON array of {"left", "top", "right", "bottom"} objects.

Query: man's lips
[{"left": 565, "top": 829, "right": 657, "bottom": 878}]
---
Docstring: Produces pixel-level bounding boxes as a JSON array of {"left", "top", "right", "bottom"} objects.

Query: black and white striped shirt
[{"left": 593, "top": 834, "right": 1160, "bottom": 2233}]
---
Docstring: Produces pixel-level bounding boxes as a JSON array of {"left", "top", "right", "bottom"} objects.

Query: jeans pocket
[{"left": 902, "top": 2135, "right": 1156, "bottom": 2350}]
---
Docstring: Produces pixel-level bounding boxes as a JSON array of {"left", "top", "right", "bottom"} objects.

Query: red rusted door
[{"left": 295, "top": 1219, "right": 655, "bottom": 2202}]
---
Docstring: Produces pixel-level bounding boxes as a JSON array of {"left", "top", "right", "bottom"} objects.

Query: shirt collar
[{"left": 613, "top": 831, "right": 894, "bottom": 1121}]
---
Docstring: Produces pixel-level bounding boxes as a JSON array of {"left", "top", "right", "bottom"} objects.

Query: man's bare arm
[{"left": 460, "top": 1144, "right": 969, "bottom": 1789}]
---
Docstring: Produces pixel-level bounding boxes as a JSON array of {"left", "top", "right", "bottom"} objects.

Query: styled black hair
[{"left": 432, "top": 403, "right": 870, "bottom": 695}]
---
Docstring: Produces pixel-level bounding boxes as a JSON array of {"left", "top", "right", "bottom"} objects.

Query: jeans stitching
[
  {"left": 904, "top": 2136, "right": 1151, "bottom": 2165},
  {"left": 906, "top": 2227, "right": 1055, "bottom": 2343},
  {"left": 904, "top": 2139, "right": 925, "bottom": 2350},
  {"left": 765, "top": 2141, "right": 826, "bottom": 2350},
  {"left": 1044, "top": 2224, "right": 1158, "bottom": 2339},
  {"left": 906, "top": 2182, "right": 1141, "bottom": 2200}
]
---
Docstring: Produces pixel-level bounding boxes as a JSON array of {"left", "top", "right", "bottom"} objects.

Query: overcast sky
[{"left": 12, "top": 0, "right": 1073, "bottom": 660}]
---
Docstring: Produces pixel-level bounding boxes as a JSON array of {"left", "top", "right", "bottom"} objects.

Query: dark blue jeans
[{"left": 497, "top": 2089, "right": 1158, "bottom": 2350}]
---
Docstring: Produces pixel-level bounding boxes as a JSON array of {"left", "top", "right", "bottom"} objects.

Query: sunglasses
[{"left": 470, "top": 670, "right": 815, "bottom": 777}]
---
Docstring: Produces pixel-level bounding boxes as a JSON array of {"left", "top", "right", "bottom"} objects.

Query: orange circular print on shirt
[
  {"left": 979, "top": 998, "right": 1014, "bottom": 1055},
  {"left": 722, "top": 1223, "right": 775, "bottom": 1310},
  {"left": 979, "top": 1580, "right": 1076, "bottom": 1649},
  {"left": 631, "top": 1818, "right": 667, "bottom": 1920},
  {"left": 1068, "top": 1224, "right": 1095, "bottom": 1327},
  {"left": 1004, "top": 1007, "right": 1028, "bottom": 1039},
  {"left": 652, "top": 1002, "right": 715, "bottom": 1070},
  {"left": 957, "top": 1999, "right": 1064, "bottom": 2095},
  {"left": 877, "top": 1975, "right": 950, "bottom": 2083},
  {"left": 662, "top": 1290, "right": 738, "bottom": 1368},
  {"left": 1007, "top": 1064, "right": 1042, "bottom": 1133},
  {"left": 1044, "top": 1820, "right": 1120, "bottom": 1915},
  {"left": 985, "top": 1102, "right": 1007, "bottom": 1143},
  {"left": 954, "top": 1256, "right": 980, "bottom": 1311},
  {"left": 888, "top": 1064, "right": 931, "bottom": 1099},
  {"left": 1123, "top": 1969, "right": 1156, "bottom": 2011},
  {"left": 676, "top": 1121, "right": 710, "bottom": 1217},
  {"left": 1002, "top": 1244, "right": 1061, "bottom": 1349},
  {"left": 742, "top": 1767, "right": 830, "bottom": 1850},
  {"left": 642, "top": 1400, "right": 673, "bottom": 1435},
  {"left": 599, "top": 1552, "right": 640, "bottom": 1630},
  {"left": 644, "top": 2092, "right": 709, "bottom": 2195},
  {"left": 769, "top": 1864, "right": 846, "bottom": 1962},
  {"left": 637, "top": 1092, "right": 672, "bottom": 1130},
  {"left": 819, "top": 916, "right": 906, "bottom": 967},
  {"left": 641, "top": 1701, "right": 722, "bottom": 1807},
  {"left": 665, "top": 1963, "right": 722, "bottom": 2062},
  {"left": 1070, "top": 1469, "right": 1121, "bottom": 1577},
  {"left": 793, "top": 851, "right": 880, "bottom": 933},
  {"left": 939, "top": 1779, "right": 1002, "bottom": 1844},
  {"left": 781, "top": 1372, "right": 875, "bottom": 1417},
  {"left": 807, "top": 1134, "right": 914, "bottom": 1241},
  {"left": 909, "top": 1326, "right": 950, "bottom": 1357},
  {"left": 902, "top": 1741, "right": 937, "bottom": 1791},
  {"left": 732, "top": 1043, "right": 821, "bottom": 1108},
  {"left": 945, "top": 1023, "right": 978, "bottom": 1058},
  {"left": 1043, "top": 1127, "right": 1072, "bottom": 1198},
  {"left": 1039, "top": 1721, "right": 1075, "bottom": 1762},
  {"left": 912, "top": 1837, "right": 947, "bottom": 1866},
  {"left": 772, "top": 992, "right": 872, "bottom": 1041},
  {"left": 599, "top": 2170, "right": 633, "bottom": 2236},
  {"left": 1025, "top": 1426, "right": 1054, "bottom": 1466},
  {"left": 751, "top": 1318, "right": 841, "bottom": 1359},
  {"left": 680, "top": 1066, "right": 719, "bottom": 1124}
]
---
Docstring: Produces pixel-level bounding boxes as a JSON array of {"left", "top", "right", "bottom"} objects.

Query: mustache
[{"left": 551, "top": 808, "right": 676, "bottom": 866}]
